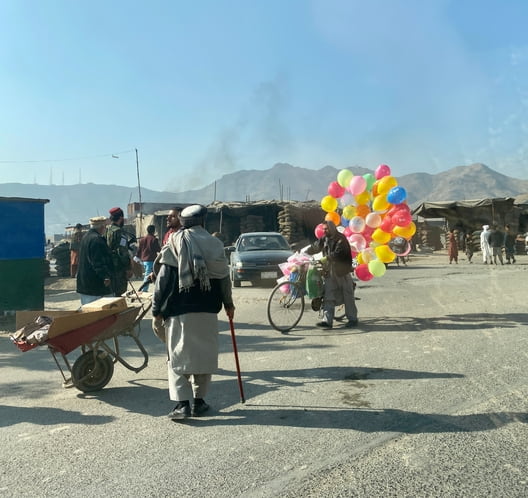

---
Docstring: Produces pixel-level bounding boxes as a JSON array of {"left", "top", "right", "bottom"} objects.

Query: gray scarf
[{"left": 159, "top": 226, "right": 229, "bottom": 293}]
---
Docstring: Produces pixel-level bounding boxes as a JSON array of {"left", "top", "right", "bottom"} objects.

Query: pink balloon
[
  {"left": 362, "top": 226, "right": 374, "bottom": 244},
  {"left": 375, "top": 164, "right": 391, "bottom": 180},
  {"left": 348, "top": 176, "right": 367, "bottom": 195},
  {"left": 343, "top": 226, "right": 353, "bottom": 237},
  {"left": 328, "top": 181, "right": 345, "bottom": 199},
  {"left": 355, "top": 264, "right": 374, "bottom": 281},
  {"left": 314, "top": 223, "right": 325, "bottom": 239},
  {"left": 348, "top": 233, "right": 367, "bottom": 252},
  {"left": 365, "top": 212, "right": 381, "bottom": 228}
]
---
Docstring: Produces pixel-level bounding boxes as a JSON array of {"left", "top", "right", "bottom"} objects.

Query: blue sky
[{"left": 1, "top": 0, "right": 528, "bottom": 192}]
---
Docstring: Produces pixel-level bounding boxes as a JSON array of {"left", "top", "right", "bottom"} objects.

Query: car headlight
[{"left": 235, "top": 261, "right": 244, "bottom": 268}]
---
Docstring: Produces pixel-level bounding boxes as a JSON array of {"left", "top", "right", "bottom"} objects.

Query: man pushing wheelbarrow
[{"left": 151, "top": 204, "right": 237, "bottom": 421}]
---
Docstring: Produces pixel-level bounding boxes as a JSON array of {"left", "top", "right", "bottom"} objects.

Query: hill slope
[{"left": 2, "top": 163, "right": 527, "bottom": 236}]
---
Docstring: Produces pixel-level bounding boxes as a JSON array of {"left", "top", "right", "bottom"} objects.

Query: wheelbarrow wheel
[{"left": 71, "top": 350, "right": 114, "bottom": 392}]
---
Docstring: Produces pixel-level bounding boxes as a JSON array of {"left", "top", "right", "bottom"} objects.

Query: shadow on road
[
  {"left": 0, "top": 404, "right": 114, "bottom": 427},
  {"left": 191, "top": 406, "right": 528, "bottom": 433}
]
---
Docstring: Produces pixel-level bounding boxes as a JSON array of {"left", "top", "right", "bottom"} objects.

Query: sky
[{"left": 1, "top": 0, "right": 528, "bottom": 192}]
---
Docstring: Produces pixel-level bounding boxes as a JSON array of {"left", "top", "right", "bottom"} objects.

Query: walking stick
[{"left": 229, "top": 317, "right": 245, "bottom": 403}]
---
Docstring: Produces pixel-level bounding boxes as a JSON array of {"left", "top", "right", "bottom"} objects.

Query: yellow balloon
[
  {"left": 377, "top": 175, "right": 398, "bottom": 194},
  {"left": 368, "top": 259, "right": 387, "bottom": 277},
  {"left": 342, "top": 205, "right": 357, "bottom": 219},
  {"left": 321, "top": 195, "right": 338, "bottom": 213},
  {"left": 356, "top": 252, "right": 364, "bottom": 265},
  {"left": 375, "top": 244, "right": 396, "bottom": 263},
  {"left": 393, "top": 221, "right": 416, "bottom": 239},
  {"left": 355, "top": 191, "right": 370, "bottom": 205},
  {"left": 372, "top": 228, "right": 391, "bottom": 245},
  {"left": 372, "top": 194, "right": 390, "bottom": 212}
]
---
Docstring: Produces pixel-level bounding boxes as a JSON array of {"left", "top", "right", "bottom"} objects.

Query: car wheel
[{"left": 231, "top": 269, "right": 241, "bottom": 287}]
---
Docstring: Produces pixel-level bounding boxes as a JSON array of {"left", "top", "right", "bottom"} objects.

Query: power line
[{"left": 0, "top": 149, "right": 135, "bottom": 164}]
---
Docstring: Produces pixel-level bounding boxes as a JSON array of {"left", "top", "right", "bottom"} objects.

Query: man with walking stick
[{"left": 152, "top": 204, "right": 235, "bottom": 421}]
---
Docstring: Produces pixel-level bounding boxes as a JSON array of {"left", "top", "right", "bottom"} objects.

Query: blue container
[{"left": 0, "top": 197, "right": 49, "bottom": 310}]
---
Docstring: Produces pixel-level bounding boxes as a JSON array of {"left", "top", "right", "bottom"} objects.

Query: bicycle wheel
[
  {"left": 71, "top": 350, "right": 114, "bottom": 392},
  {"left": 267, "top": 281, "right": 305, "bottom": 333}
]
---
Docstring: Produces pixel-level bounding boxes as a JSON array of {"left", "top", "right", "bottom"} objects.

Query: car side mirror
[{"left": 225, "top": 246, "right": 235, "bottom": 258}]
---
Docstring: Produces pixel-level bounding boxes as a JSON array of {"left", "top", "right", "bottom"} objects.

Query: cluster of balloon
[{"left": 317, "top": 164, "right": 415, "bottom": 282}]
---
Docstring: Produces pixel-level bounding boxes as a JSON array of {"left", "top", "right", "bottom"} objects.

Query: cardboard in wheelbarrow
[{"left": 16, "top": 297, "right": 128, "bottom": 340}]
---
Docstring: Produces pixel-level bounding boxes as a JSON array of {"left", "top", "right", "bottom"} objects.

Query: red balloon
[
  {"left": 393, "top": 210, "right": 412, "bottom": 227},
  {"left": 328, "top": 181, "right": 346, "bottom": 199},
  {"left": 380, "top": 214, "right": 394, "bottom": 232},
  {"left": 314, "top": 223, "right": 325, "bottom": 239},
  {"left": 355, "top": 264, "right": 374, "bottom": 281}
]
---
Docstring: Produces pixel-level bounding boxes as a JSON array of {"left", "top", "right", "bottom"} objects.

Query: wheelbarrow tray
[{"left": 48, "top": 306, "right": 142, "bottom": 354}]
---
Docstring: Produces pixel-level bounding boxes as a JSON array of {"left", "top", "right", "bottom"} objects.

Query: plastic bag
[{"left": 305, "top": 266, "right": 323, "bottom": 299}]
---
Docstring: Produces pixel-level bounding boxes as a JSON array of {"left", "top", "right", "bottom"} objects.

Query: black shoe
[
  {"left": 191, "top": 398, "right": 210, "bottom": 417},
  {"left": 316, "top": 321, "right": 332, "bottom": 329},
  {"left": 343, "top": 319, "right": 358, "bottom": 328},
  {"left": 168, "top": 401, "right": 191, "bottom": 420}
]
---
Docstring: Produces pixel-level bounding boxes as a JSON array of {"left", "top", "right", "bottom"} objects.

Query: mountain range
[{"left": 2, "top": 163, "right": 527, "bottom": 237}]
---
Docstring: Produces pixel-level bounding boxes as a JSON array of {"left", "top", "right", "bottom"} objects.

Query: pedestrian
[
  {"left": 163, "top": 207, "right": 182, "bottom": 245},
  {"left": 303, "top": 220, "right": 358, "bottom": 329},
  {"left": 69, "top": 223, "right": 84, "bottom": 278},
  {"left": 150, "top": 207, "right": 183, "bottom": 284},
  {"left": 76, "top": 216, "right": 113, "bottom": 305},
  {"left": 152, "top": 204, "right": 235, "bottom": 421},
  {"left": 503, "top": 224, "right": 516, "bottom": 264},
  {"left": 135, "top": 225, "right": 161, "bottom": 291},
  {"left": 480, "top": 225, "right": 492, "bottom": 264},
  {"left": 448, "top": 228, "right": 458, "bottom": 264},
  {"left": 106, "top": 207, "right": 132, "bottom": 296},
  {"left": 488, "top": 224, "right": 504, "bottom": 265},
  {"left": 464, "top": 232, "right": 474, "bottom": 263}
]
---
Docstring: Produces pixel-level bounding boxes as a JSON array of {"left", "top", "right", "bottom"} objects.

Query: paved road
[{"left": 1, "top": 253, "right": 527, "bottom": 497}]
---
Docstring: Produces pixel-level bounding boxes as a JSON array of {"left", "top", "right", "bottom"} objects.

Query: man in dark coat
[
  {"left": 304, "top": 220, "right": 358, "bottom": 329},
  {"left": 106, "top": 207, "right": 132, "bottom": 296},
  {"left": 76, "top": 216, "right": 113, "bottom": 305}
]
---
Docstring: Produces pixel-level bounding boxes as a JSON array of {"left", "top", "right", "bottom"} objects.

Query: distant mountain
[{"left": 2, "top": 163, "right": 527, "bottom": 236}]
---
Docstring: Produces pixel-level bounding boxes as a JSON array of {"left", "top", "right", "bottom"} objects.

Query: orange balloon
[
  {"left": 356, "top": 204, "right": 371, "bottom": 218},
  {"left": 325, "top": 211, "right": 341, "bottom": 225}
]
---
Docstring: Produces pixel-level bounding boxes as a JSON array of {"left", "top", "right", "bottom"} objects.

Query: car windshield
[{"left": 237, "top": 235, "right": 290, "bottom": 252}]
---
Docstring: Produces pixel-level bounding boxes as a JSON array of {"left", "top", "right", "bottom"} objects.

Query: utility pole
[{"left": 135, "top": 148, "right": 143, "bottom": 236}]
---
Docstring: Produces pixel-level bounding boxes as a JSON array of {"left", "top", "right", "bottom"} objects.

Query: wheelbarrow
[{"left": 11, "top": 290, "right": 152, "bottom": 393}]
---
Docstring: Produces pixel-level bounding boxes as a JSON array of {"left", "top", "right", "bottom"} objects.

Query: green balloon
[
  {"left": 368, "top": 259, "right": 386, "bottom": 277},
  {"left": 337, "top": 169, "right": 353, "bottom": 188},
  {"left": 363, "top": 173, "right": 376, "bottom": 191}
]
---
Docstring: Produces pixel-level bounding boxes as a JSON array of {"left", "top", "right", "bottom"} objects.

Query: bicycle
[{"left": 266, "top": 259, "right": 346, "bottom": 333}]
